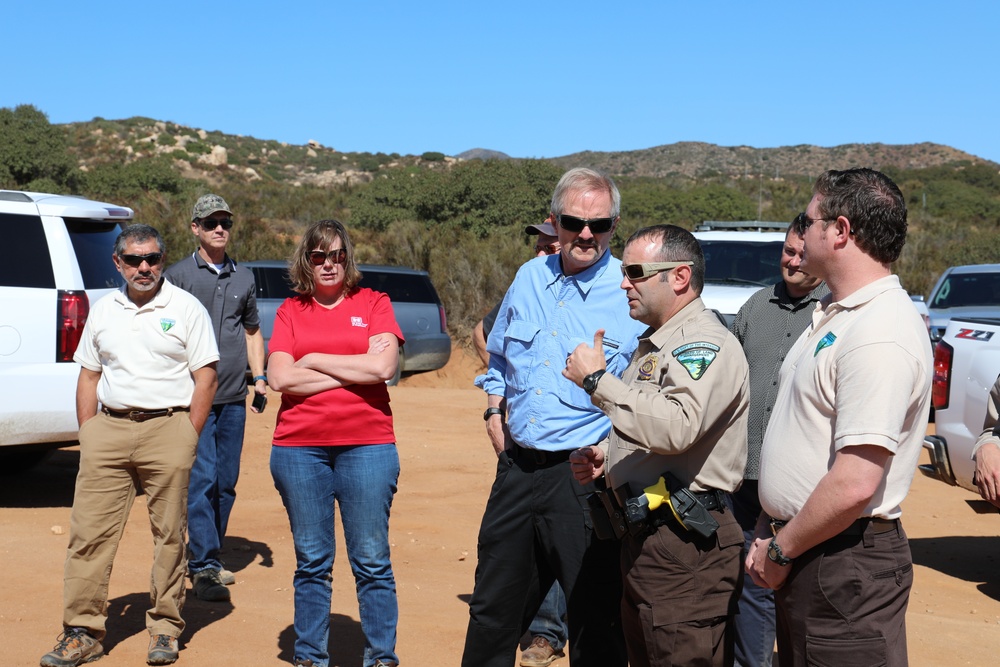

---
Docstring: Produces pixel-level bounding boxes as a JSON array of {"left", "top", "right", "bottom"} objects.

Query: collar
[
  {"left": 114, "top": 278, "right": 171, "bottom": 311},
  {"left": 552, "top": 248, "right": 615, "bottom": 296},
  {"left": 819, "top": 274, "right": 902, "bottom": 314},
  {"left": 645, "top": 297, "right": 707, "bottom": 350},
  {"left": 770, "top": 280, "right": 829, "bottom": 309},
  {"left": 193, "top": 250, "right": 234, "bottom": 274}
]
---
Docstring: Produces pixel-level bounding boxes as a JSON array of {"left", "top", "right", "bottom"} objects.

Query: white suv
[
  {"left": 692, "top": 221, "right": 788, "bottom": 326},
  {"left": 0, "top": 190, "right": 133, "bottom": 471}
]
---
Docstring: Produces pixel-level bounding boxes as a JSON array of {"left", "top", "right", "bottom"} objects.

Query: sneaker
[
  {"left": 147, "top": 634, "right": 178, "bottom": 665},
  {"left": 192, "top": 568, "right": 231, "bottom": 602},
  {"left": 520, "top": 636, "right": 564, "bottom": 667},
  {"left": 40, "top": 629, "right": 104, "bottom": 667},
  {"left": 373, "top": 661, "right": 398, "bottom": 667},
  {"left": 292, "top": 660, "right": 314, "bottom": 667},
  {"left": 219, "top": 568, "right": 235, "bottom": 586}
]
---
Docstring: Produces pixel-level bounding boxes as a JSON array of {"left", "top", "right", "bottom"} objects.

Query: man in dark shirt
[{"left": 164, "top": 194, "right": 266, "bottom": 603}]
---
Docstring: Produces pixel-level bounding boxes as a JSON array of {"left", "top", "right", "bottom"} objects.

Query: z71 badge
[
  {"left": 671, "top": 342, "right": 720, "bottom": 380},
  {"left": 956, "top": 328, "right": 995, "bottom": 342}
]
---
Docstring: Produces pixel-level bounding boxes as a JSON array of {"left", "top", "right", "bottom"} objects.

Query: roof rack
[{"left": 696, "top": 220, "right": 789, "bottom": 232}]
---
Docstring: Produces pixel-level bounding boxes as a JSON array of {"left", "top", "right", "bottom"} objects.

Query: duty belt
[
  {"left": 770, "top": 516, "right": 898, "bottom": 537},
  {"left": 101, "top": 406, "right": 190, "bottom": 423}
]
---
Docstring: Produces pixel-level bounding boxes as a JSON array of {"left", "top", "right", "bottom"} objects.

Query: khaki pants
[{"left": 62, "top": 412, "right": 199, "bottom": 639}]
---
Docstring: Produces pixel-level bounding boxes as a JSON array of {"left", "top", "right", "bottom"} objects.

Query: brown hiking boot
[
  {"left": 520, "top": 636, "right": 564, "bottom": 667},
  {"left": 147, "top": 634, "right": 178, "bottom": 665},
  {"left": 40, "top": 629, "right": 104, "bottom": 667}
]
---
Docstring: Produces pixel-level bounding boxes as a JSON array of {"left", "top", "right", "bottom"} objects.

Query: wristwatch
[
  {"left": 483, "top": 407, "right": 503, "bottom": 421},
  {"left": 767, "top": 537, "right": 793, "bottom": 566},
  {"left": 582, "top": 369, "right": 606, "bottom": 395}
]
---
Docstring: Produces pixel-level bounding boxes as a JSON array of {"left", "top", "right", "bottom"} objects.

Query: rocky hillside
[{"left": 62, "top": 116, "right": 995, "bottom": 187}]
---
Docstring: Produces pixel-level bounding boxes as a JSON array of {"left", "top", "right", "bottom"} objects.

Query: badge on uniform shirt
[
  {"left": 815, "top": 332, "right": 837, "bottom": 356},
  {"left": 160, "top": 318, "right": 176, "bottom": 332},
  {"left": 671, "top": 342, "right": 720, "bottom": 380},
  {"left": 637, "top": 355, "right": 659, "bottom": 381}
]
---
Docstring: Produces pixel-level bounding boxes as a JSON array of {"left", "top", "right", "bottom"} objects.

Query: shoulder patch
[{"left": 671, "top": 342, "right": 720, "bottom": 380}]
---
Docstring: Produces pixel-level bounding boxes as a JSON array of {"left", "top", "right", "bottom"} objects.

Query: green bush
[
  {"left": 0, "top": 104, "right": 77, "bottom": 189},
  {"left": 421, "top": 151, "right": 446, "bottom": 162}
]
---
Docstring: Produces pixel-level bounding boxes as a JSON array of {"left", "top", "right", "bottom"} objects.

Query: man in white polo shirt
[
  {"left": 747, "top": 169, "right": 932, "bottom": 667},
  {"left": 41, "top": 224, "right": 218, "bottom": 667}
]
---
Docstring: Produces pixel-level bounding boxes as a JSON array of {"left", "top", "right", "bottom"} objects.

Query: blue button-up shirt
[{"left": 476, "top": 249, "right": 646, "bottom": 452}]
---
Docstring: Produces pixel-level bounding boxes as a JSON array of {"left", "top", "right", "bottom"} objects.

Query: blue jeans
[
  {"left": 188, "top": 401, "right": 246, "bottom": 574},
  {"left": 271, "top": 444, "right": 400, "bottom": 667},
  {"left": 732, "top": 481, "right": 775, "bottom": 667},
  {"left": 527, "top": 582, "right": 567, "bottom": 650}
]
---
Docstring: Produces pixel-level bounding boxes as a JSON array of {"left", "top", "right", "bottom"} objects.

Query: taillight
[
  {"left": 931, "top": 340, "right": 953, "bottom": 410},
  {"left": 438, "top": 305, "right": 448, "bottom": 333},
  {"left": 57, "top": 290, "right": 90, "bottom": 362}
]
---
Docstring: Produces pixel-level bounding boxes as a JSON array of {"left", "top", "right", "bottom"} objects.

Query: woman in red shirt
[{"left": 267, "top": 219, "right": 403, "bottom": 667}]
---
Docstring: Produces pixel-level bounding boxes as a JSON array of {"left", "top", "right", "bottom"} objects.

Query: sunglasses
[
  {"left": 535, "top": 243, "right": 561, "bottom": 255},
  {"left": 621, "top": 261, "right": 693, "bottom": 281},
  {"left": 557, "top": 214, "right": 616, "bottom": 234},
  {"left": 119, "top": 252, "right": 164, "bottom": 268},
  {"left": 201, "top": 218, "right": 234, "bottom": 231},
  {"left": 308, "top": 249, "right": 347, "bottom": 266}
]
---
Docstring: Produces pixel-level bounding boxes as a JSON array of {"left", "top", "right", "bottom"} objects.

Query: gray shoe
[
  {"left": 219, "top": 568, "right": 235, "bottom": 585},
  {"left": 40, "top": 629, "right": 104, "bottom": 667},
  {"left": 147, "top": 634, "right": 178, "bottom": 665},
  {"left": 192, "top": 568, "right": 231, "bottom": 602}
]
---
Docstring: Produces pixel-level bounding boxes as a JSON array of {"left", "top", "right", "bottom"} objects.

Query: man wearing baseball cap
[{"left": 164, "top": 194, "right": 267, "bottom": 603}]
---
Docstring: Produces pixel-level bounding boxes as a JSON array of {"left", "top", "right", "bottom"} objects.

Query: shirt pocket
[
  {"left": 554, "top": 334, "right": 625, "bottom": 409},
  {"left": 503, "top": 320, "right": 541, "bottom": 391}
]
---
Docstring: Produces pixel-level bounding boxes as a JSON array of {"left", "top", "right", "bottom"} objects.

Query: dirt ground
[{"left": 3, "top": 344, "right": 1000, "bottom": 667}]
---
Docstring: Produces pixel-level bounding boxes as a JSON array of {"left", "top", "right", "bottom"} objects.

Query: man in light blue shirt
[{"left": 462, "top": 168, "right": 645, "bottom": 667}]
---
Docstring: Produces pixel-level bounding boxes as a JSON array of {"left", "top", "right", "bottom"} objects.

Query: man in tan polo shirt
[
  {"left": 746, "top": 168, "right": 932, "bottom": 667},
  {"left": 566, "top": 224, "right": 749, "bottom": 667}
]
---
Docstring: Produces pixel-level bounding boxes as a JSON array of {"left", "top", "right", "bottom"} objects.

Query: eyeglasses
[
  {"left": 621, "top": 261, "right": 693, "bottom": 281},
  {"left": 557, "top": 214, "right": 616, "bottom": 234},
  {"left": 200, "top": 218, "right": 234, "bottom": 231},
  {"left": 118, "top": 252, "right": 163, "bottom": 267},
  {"left": 535, "top": 243, "right": 560, "bottom": 255},
  {"left": 308, "top": 249, "right": 347, "bottom": 266},
  {"left": 796, "top": 213, "right": 838, "bottom": 230}
]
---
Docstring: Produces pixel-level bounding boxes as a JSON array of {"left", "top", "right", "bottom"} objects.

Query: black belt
[
  {"left": 507, "top": 443, "right": 572, "bottom": 467},
  {"left": 102, "top": 406, "right": 189, "bottom": 423},
  {"left": 649, "top": 488, "right": 727, "bottom": 527},
  {"left": 770, "top": 516, "right": 898, "bottom": 537}
]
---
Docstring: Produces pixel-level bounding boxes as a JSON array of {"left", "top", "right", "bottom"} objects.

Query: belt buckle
[{"left": 127, "top": 410, "right": 147, "bottom": 422}]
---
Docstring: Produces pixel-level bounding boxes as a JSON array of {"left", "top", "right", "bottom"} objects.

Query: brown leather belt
[
  {"left": 101, "top": 406, "right": 189, "bottom": 423},
  {"left": 770, "top": 516, "right": 898, "bottom": 537}
]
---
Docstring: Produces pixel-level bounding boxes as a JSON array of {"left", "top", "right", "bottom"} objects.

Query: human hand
[
  {"left": 569, "top": 446, "right": 605, "bottom": 484},
  {"left": 975, "top": 441, "right": 1000, "bottom": 508},
  {"left": 563, "top": 329, "right": 607, "bottom": 387}
]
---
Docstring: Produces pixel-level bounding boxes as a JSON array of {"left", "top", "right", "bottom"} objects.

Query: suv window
[
  {"left": 359, "top": 269, "right": 440, "bottom": 304},
  {"left": 66, "top": 219, "right": 124, "bottom": 289},
  {"left": 699, "top": 240, "right": 783, "bottom": 286},
  {"left": 0, "top": 213, "right": 56, "bottom": 288}
]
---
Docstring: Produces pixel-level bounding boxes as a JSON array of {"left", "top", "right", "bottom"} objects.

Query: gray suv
[
  {"left": 0, "top": 190, "right": 133, "bottom": 471},
  {"left": 243, "top": 261, "right": 451, "bottom": 385}
]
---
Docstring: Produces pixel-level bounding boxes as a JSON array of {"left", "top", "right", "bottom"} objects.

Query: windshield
[
  {"left": 930, "top": 272, "right": 1000, "bottom": 309},
  {"left": 698, "top": 240, "right": 783, "bottom": 286}
]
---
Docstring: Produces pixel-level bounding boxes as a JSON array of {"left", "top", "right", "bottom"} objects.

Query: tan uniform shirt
[
  {"left": 759, "top": 275, "right": 932, "bottom": 521},
  {"left": 593, "top": 297, "right": 749, "bottom": 497},
  {"left": 973, "top": 373, "right": 1000, "bottom": 457}
]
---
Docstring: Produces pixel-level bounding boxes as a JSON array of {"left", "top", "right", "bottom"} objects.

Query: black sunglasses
[
  {"left": 557, "top": 214, "right": 616, "bottom": 234},
  {"left": 119, "top": 252, "right": 163, "bottom": 268},
  {"left": 201, "top": 218, "right": 234, "bottom": 231},
  {"left": 308, "top": 249, "right": 347, "bottom": 266},
  {"left": 621, "top": 261, "right": 693, "bottom": 281}
]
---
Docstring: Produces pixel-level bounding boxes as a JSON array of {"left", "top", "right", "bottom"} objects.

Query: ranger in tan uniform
[{"left": 566, "top": 224, "right": 749, "bottom": 667}]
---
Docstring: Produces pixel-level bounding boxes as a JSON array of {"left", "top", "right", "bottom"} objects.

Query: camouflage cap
[{"left": 192, "top": 194, "right": 232, "bottom": 221}]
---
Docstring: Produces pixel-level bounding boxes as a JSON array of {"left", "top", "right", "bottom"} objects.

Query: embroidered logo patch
[
  {"left": 160, "top": 318, "right": 175, "bottom": 332},
  {"left": 671, "top": 342, "right": 720, "bottom": 380},
  {"left": 814, "top": 332, "right": 837, "bottom": 356},
  {"left": 351, "top": 317, "right": 367, "bottom": 328},
  {"left": 637, "top": 355, "right": 658, "bottom": 381}
]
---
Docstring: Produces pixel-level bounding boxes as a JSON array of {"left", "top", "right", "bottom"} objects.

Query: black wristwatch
[
  {"left": 767, "top": 537, "right": 793, "bottom": 566},
  {"left": 483, "top": 407, "right": 503, "bottom": 421},
  {"left": 582, "top": 369, "right": 607, "bottom": 395}
]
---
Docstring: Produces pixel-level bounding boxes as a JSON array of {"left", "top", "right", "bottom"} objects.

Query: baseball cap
[
  {"left": 192, "top": 194, "right": 232, "bottom": 221},
  {"left": 525, "top": 220, "right": 557, "bottom": 236}
]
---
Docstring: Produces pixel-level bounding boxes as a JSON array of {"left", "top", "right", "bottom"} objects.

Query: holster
[{"left": 585, "top": 478, "right": 629, "bottom": 540}]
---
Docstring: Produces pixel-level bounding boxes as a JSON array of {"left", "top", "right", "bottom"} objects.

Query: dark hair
[
  {"left": 114, "top": 224, "right": 165, "bottom": 257},
  {"left": 288, "top": 219, "right": 362, "bottom": 295},
  {"left": 813, "top": 168, "right": 907, "bottom": 264},
  {"left": 625, "top": 224, "right": 706, "bottom": 294}
]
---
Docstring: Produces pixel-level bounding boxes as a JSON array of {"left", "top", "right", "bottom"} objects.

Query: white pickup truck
[{"left": 921, "top": 316, "right": 1000, "bottom": 491}]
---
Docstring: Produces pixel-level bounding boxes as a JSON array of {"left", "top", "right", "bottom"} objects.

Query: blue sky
[{"left": 6, "top": 1, "right": 999, "bottom": 163}]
